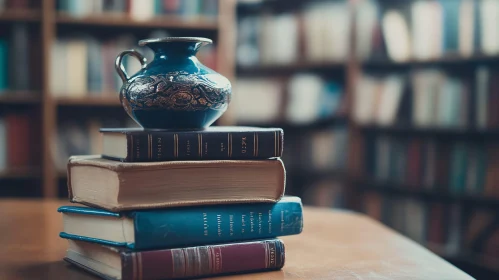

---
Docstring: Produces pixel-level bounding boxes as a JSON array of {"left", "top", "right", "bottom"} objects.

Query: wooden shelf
[
  {"left": 0, "top": 92, "right": 41, "bottom": 104},
  {"left": 360, "top": 125, "right": 499, "bottom": 139},
  {"left": 55, "top": 96, "right": 121, "bottom": 106},
  {"left": 237, "top": 61, "right": 346, "bottom": 76},
  {"left": 0, "top": 167, "right": 41, "bottom": 179},
  {"left": 355, "top": 178, "right": 499, "bottom": 208},
  {"left": 237, "top": 0, "right": 308, "bottom": 14},
  {"left": 362, "top": 55, "right": 499, "bottom": 69},
  {"left": 0, "top": 10, "right": 41, "bottom": 22},
  {"left": 56, "top": 14, "right": 218, "bottom": 30},
  {"left": 238, "top": 116, "right": 348, "bottom": 131}
]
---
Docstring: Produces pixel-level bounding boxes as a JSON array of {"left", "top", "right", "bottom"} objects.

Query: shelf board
[
  {"left": 0, "top": 10, "right": 41, "bottom": 22},
  {"left": 0, "top": 91, "right": 41, "bottom": 104},
  {"left": 55, "top": 96, "right": 121, "bottom": 106},
  {"left": 237, "top": 0, "right": 308, "bottom": 14},
  {"left": 238, "top": 116, "right": 348, "bottom": 131},
  {"left": 237, "top": 61, "right": 346, "bottom": 76},
  {"left": 0, "top": 167, "right": 41, "bottom": 179},
  {"left": 56, "top": 14, "right": 218, "bottom": 30},
  {"left": 360, "top": 125, "right": 499, "bottom": 139},
  {"left": 362, "top": 55, "right": 499, "bottom": 68},
  {"left": 355, "top": 178, "right": 499, "bottom": 207}
]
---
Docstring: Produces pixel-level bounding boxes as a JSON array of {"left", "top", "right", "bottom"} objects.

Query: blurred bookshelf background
[{"left": 1, "top": 0, "right": 499, "bottom": 278}]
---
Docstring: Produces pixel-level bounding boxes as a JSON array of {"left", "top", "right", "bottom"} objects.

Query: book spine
[
  {"left": 122, "top": 239, "right": 285, "bottom": 280},
  {"left": 124, "top": 130, "right": 283, "bottom": 162},
  {"left": 132, "top": 199, "right": 302, "bottom": 250}
]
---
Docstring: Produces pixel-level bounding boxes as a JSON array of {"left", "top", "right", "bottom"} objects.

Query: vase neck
[{"left": 146, "top": 41, "right": 203, "bottom": 59}]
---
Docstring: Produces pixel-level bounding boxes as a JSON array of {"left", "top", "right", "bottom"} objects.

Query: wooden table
[{"left": 0, "top": 199, "right": 472, "bottom": 280}]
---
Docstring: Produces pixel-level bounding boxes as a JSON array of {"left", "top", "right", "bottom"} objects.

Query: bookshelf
[
  {"left": 235, "top": 0, "right": 499, "bottom": 276},
  {"left": 0, "top": 0, "right": 236, "bottom": 198}
]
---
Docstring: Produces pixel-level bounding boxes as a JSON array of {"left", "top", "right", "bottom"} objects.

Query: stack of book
[{"left": 58, "top": 127, "right": 303, "bottom": 279}]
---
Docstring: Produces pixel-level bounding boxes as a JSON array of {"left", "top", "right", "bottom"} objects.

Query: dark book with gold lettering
[
  {"left": 100, "top": 126, "right": 283, "bottom": 162},
  {"left": 64, "top": 239, "right": 285, "bottom": 280}
]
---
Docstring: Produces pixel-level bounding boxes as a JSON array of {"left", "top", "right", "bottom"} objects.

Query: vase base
[{"left": 131, "top": 108, "right": 226, "bottom": 130}]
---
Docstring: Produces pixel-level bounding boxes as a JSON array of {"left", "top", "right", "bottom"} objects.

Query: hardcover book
[
  {"left": 65, "top": 238, "right": 285, "bottom": 280},
  {"left": 58, "top": 196, "right": 302, "bottom": 250},
  {"left": 67, "top": 156, "right": 286, "bottom": 211},
  {"left": 100, "top": 126, "right": 284, "bottom": 162}
]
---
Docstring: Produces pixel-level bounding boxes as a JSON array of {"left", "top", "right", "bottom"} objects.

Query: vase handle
[{"left": 115, "top": 49, "right": 147, "bottom": 83}]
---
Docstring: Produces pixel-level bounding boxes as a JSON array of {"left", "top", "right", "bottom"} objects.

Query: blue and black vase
[{"left": 115, "top": 37, "right": 231, "bottom": 129}]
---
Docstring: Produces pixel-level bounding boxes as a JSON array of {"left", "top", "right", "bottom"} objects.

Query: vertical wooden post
[
  {"left": 217, "top": 0, "right": 236, "bottom": 126},
  {"left": 41, "top": 0, "right": 57, "bottom": 197}
]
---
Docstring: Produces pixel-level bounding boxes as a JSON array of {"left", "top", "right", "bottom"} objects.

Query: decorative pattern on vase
[{"left": 122, "top": 71, "right": 231, "bottom": 112}]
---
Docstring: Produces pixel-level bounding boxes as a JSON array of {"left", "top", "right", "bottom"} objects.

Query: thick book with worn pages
[
  {"left": 64, "top": 239, "right": 285, "bottom": 280},
  {"left": 100, "top": 126, "right": 284, "bottom": 162},
  {"left": 58, "top": 196, "right": 302, "bottom": 250},
  {"left": 67, "top": 156, "right": 286, "bottom": 211}
]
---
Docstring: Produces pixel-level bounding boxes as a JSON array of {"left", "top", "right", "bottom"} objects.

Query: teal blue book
[
  {"left": 0, "top": 39, "right": 7, "bottom": 92},
  {"left": 58, "top": 196, "right": 303, "bottom": 250},
  {"left": 440, "top": 0, "right": 460, "bottom": 53}
]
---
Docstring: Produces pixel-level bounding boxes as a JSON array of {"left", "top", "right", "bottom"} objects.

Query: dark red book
[
  {"left": 406, "top": 140, "right": 421, "bottom": 188},
  {"left": 64, "top": 239, "right": 285, "bottom": 280},
  {"left": 6, "top": 113, "right": 31, "bottom": 168},
  {"left": 428, "top": 203, "right": 446, "bottom": 245}
]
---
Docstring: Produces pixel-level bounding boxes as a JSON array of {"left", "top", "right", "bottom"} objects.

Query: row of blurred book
[
  {"left": 50, "top": 32, "right": 216, "bottom": 97},
  {"left": 363, "top": 192, "right": 499, "bottom": 260},
  {"left": 237, "top": 1, "right": 350, "bottom": 66},
  {"left": 365, "top": 136, "right": 499, "bottom": 197},
  {"left": 56, "top": 0, "right": 218, "bottom": 20},
  {"left": 302, "top": 179, "right": 345, "bottom": 209},
  {"left": 235, "top": 74, "right": 345, "bottom": 124},
  {"left": 237, "top": 0, "right": 499, "bottom": 66},
  {"left": 283, "top": 127, "right": 348, "bottom": 172},
  {"left": 354, "top": 67, "right": 499, "bottom": 129},
  {"left": 357, "top": 0, "right": 499, "bottom": 61},
  {"left": 0, "top": 0, "right": 32, "bottom": 10}
]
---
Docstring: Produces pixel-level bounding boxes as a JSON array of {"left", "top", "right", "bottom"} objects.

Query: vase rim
[{"left": 138, "top": 37, "right": 212, "bottom": 46}]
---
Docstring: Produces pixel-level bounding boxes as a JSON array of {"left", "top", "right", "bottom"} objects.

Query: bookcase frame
[
  {"left": 0, "top": 0, "right": 236, "bottom": 197},
  {"left": 235, "top": 0, "right": 499, "bottom": 276}
]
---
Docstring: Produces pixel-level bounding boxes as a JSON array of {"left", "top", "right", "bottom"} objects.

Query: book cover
[
  {"left": 0, "top": 118, "right": 5, "bottom": 170},
  {"left": 440, "top": 0, "right": 460, "bottom": 53},
  {"left": 58, "top": 196, "right": 302, "bottom": 250},
  {"left": 0, "top": 39, "right": 7, "bottom": 91},
  {"left": 101, "top": 126, "right": 284, "bottom": 162},
  {"left": 9, "top": 23, "right": 29, "bottom": 90},
  {"left": 65, "top": 239, "right": 285, "bottom": 280},
  {"left": 6, "top": 113, "right": 31, "bottom": 167}
]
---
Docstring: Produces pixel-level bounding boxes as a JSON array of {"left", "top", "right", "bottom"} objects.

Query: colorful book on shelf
[
  {"left": 67, "top": 156, "right": 286, "bottom": 211},
  {"left": 100, "top": 126, "right": 283, "bottom": 162},
  {"left": 58, "top": 196, "right": 302, "bottom": 249},
  {"left": 64, "top": 239, "right": 284, "bottom": 280},
  {"left": 0, "top": 39, "right": 7, "bottom": 92}
]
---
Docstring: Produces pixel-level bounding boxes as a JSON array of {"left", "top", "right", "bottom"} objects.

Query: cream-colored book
[{"left": 67, "top": 156, "right": 285, "bottom": 211}]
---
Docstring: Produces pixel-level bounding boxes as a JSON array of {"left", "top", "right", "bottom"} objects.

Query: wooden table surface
[{"left": 0, "top": 199, "right": 473, "bottom": 280}]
